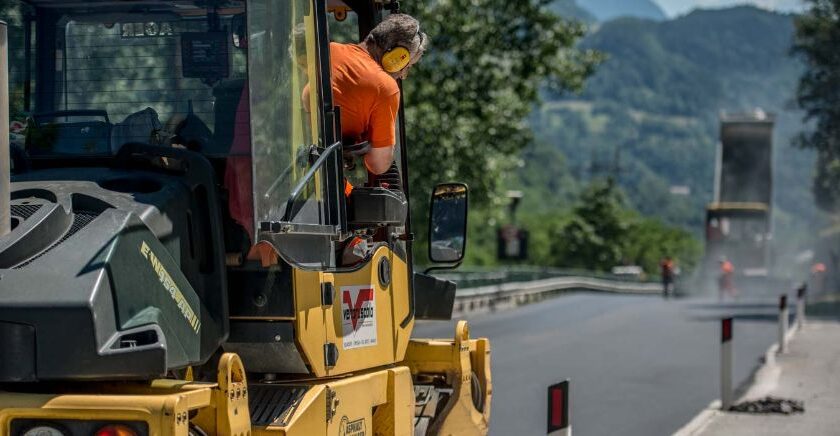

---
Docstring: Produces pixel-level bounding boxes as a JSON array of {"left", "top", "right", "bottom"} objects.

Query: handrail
[{"left": 279, "top": 141, "right": 342, "bottom": 223}]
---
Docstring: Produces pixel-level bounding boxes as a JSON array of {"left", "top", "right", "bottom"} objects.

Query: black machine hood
[{"left": 0, "top": 162, "right": 227, "bottom": 382}]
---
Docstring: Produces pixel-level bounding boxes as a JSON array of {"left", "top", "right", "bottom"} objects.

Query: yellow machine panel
[
  {"left": 294, "top": 246, "right": 414, "bottom": 377},
  {"left": 253, "top": 366, "right": 414, "bottom": 436}
]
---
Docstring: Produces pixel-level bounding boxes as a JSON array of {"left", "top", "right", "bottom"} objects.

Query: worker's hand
[{"left": 364, "top": 146, "right": 395, "bottom": 175}]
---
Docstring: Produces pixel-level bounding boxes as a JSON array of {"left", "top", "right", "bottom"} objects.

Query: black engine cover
[{"left": 0, "top": 160, "right": 227, "bottom": 381}]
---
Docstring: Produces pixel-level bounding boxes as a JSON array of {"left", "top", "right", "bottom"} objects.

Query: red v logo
[{"left": 343, "top": 288, "right": 374, "bottom": 330}]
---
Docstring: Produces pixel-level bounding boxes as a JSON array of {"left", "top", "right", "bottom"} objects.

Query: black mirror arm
[
  {"left": 280, "top": 141, "right": 342, "bottom": 222},
  {"left": 423, "top": 261, "right": 463, "bottom": 275}
]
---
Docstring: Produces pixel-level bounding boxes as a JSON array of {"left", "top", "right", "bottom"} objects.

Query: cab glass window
[
  {"left": 248, "top": 0, "right": 325, "bottom": 232},
  {"left": 28, "top": 5, "right": 247, "bottom": 157}
]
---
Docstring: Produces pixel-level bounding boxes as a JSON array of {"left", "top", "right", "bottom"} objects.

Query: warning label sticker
[{"left": 341, "top": 285, "right": 377, "bottom": 350}]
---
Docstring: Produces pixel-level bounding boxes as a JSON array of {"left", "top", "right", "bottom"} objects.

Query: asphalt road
[{"left": 414, "top": 292, "right": 783, "bottom": 435}]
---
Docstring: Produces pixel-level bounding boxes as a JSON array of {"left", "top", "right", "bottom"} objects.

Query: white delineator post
[
  {"left": 778, "top": 295, "right": 788, "bottom": 354},
  {"left": 720, "top": 317, "right": 733, "bottom": 410},
  {"left": 796, "top": 285, "right": 806, "bottom": 330}
]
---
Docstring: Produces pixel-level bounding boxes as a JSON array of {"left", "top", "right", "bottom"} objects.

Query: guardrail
[
  {"left": 436, "top": 266, "right": 658, "bottom": 289},
  {"left": 450, "top": 274, "right": 663, "bottom": 314}
]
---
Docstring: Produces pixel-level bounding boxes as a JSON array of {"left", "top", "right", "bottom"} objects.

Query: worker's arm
[
  {"left": 364, "top": 146, "right": 395, "bottom": 174},
  {"left": 365, "top": 85, "right": 400, "bottom": 175}
]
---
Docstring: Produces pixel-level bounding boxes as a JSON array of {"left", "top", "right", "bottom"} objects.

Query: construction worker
[
  {"left": 226, "top": 14, "right": 428, "bottom": 266},
  {"left": 306, "top": 13, "right": 427, "bottom": 176},
  {"left": 329, "top": 13, "right": 428, "bottom": 265},
  {"left": 660, "top": 256, "right": 675, "bottom": 298},
  {"left": 302, "top": 13, "right": 429, "bottom": 265},
  {"left": 719, "top": 257, "right": 735, "bottom": 300},
  {"left": 346, "top": 14, "right": 426, "bottom": 175}
]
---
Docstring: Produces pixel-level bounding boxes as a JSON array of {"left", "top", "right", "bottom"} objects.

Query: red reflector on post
[
  {"left": 721, "top": 317, "right": 733, "bottom": 343},
  {"left": 779, "top": 295, "right": 787, "bottom": 310},
  {"left": 547, "top": 380, "right": 569, "bottom": 433},
  {"left": 551, "top": 389, "right": 563, "bottom": 427}
]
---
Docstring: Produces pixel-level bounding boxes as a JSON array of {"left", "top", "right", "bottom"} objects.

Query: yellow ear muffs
[{"left": 381, "top": 46, "right": 411, "bottom": 73}]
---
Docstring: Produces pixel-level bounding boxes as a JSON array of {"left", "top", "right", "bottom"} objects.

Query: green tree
[
  {"left": 793, "top": 0, "right": 840, "bottom": 211},
  {"left": 623, "top": 217, "right": 701, "bottom": 274},
  {"left": 549, "top": 179, "right": 627, "bottom": 270},
  {"left": 541, "top": 179, "right": 701, "bottom": 273},
  {"left": 403, "top": 0, "right": 602, "bottom": 207}
]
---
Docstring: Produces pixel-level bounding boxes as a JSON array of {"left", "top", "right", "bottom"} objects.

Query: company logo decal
[
  {"left": 341, "top": 285, "right": 377, "bottom": 349},
  {"left": 338, "top": 416, "right": 366, "bottom": 436},
  {"left": 121, "top": 22, "right": 175, "bottom": 39},
  {"left": 140, "top": 241, "right": 201, "bottom": 333}
]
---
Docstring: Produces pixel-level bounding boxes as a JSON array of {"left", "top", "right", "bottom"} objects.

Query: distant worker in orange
[
  {"left": 811, "top": 262, "right": 827, "bottom": 294},
  {"left": 719, "top": 257, "right": 735, "bottom": 300},
  {"left": 660, "top": 256, "right": 675, "bottom": 298}
]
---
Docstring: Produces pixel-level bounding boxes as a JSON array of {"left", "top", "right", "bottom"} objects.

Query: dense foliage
[
  {"left": 546, "top": 180, "right": 700, "bottom": 272},
  {"left": 461, "top": 178, "right": 702, "bottom": 272},
  {"left": 793, "top": 0, "right": 840, "bottom": 212},
  {"left": 401, "top": 0, "right": 602, "bottom": 207},
  {"left": 459, "top": 5, "right": 817, "bottom": 273},
  {"left": 549, "top": 180, "right": 629, "bottom": 270},
  {"left": 532, "top": 7, "right": 818, "bottom": 253}
]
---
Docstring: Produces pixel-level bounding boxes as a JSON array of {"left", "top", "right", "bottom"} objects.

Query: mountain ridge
[{"left": 575, "top": 0, "right": 667, "bottom": 21}]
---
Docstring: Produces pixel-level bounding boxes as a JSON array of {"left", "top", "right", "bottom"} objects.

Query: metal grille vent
[
  {"left": 10, "top": 204, "right": 43, "bottom": 220},
  {"left": 15, "top": 211, "right": 100, "bottom": 269},
  {"left": 248, "top": 385, "right": 307, "bottom": 427}
]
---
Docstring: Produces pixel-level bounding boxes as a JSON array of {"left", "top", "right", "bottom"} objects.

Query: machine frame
[{"left": 0, "top": 1, "right": 492, "bottom": 434}]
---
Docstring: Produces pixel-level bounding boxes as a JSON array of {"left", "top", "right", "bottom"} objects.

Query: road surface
[{"left": 415, "top": 292, "right": 781, "bottom": 435}]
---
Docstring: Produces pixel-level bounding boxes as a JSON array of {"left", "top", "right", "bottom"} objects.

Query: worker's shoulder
[
  {"left": 375, "top": 72, "right": 399, "bottom": 97},
  {"left": 330, "top": 41, "right": 360, "bottom": 57},
  {"left": 331, "top": 42, "right": 398, "bottom": 97}
]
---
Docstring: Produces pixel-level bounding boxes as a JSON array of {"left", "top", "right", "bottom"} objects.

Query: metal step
[{"left": 248, "top": 384, "right": 309, "bottom": 427}]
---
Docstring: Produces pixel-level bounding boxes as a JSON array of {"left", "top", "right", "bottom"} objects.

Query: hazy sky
[{"left": 656, "top": 0, "right": 807, "bottom": 17}]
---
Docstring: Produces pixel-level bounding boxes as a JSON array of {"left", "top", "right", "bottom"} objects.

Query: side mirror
[{"left": 429, "top": 183, "right": 468, "bottom": 264}]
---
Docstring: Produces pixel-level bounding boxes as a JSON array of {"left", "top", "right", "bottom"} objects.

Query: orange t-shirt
[{"left": 329, "top": 42, "right": 400, "bottom": 148}]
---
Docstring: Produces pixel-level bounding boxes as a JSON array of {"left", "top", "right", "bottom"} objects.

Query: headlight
[
  {"left": 21, "top": 426, "right": 67, "bottom": 436},
  {"left": 12, "top": 419, "right": 146, "bottom": 436}
]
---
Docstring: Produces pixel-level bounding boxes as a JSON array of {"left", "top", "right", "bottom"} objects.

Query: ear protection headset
[
  {"left": 380, "top": 27, "right": 423, "bottom": 73},
  {"left": 381, "top": 46, "right": 412, "bottom": 73}
]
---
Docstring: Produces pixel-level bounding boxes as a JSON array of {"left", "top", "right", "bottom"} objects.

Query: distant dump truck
[{"left": 704, "top": 111, "right": 774, "bottom": 288}]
